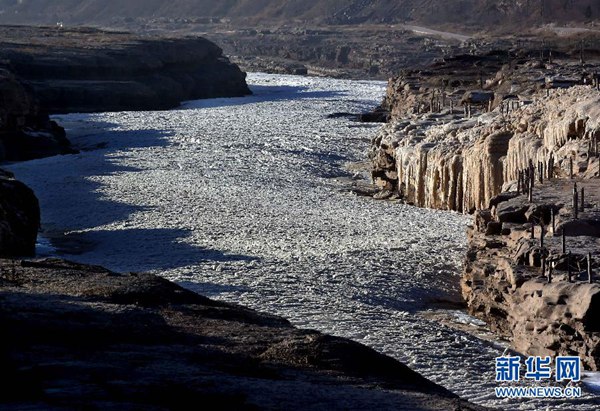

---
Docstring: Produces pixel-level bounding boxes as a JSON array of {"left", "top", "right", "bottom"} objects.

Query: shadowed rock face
[
  {"left": 0, "top": 26, "right": 251, "bottom": 113},
  {"left": 0, "top": 258, "right": 488, "bottom": 411},
  {"left": 0, "top": 69, "right": 71, "bottom": 161},
  {"left": 0, "top": 170, "right": 39, "bottom": 257}
]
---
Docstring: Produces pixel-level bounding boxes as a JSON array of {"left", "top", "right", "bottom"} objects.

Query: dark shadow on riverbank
[
  {"left": 180, "top": 84, "right": 348, "bottom": 110},
  {"left": 7, "top": 120, "right": 257, "bottom": 272},
  {"left": 46, "top": 228, "right": 257, "bottom": 273}
]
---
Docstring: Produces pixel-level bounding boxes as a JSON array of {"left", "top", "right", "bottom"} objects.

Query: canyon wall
[
  {"left": 0, "top": 26, "right": 250, "bottom": 113},
  {"left": 0, "top": 68, "right": 71, "bottom": 161},
  {"left": 0, "top": 169, "right": 39, "bottom": 257},
  {"left": 371, "top": 86, "right": 600, "bottom": 213},
  {"left": 463, "top": 181, "right": 600, "bottom": 370},
  {"left": 369, "top": 61, "right": 600, "bottom": 368}
]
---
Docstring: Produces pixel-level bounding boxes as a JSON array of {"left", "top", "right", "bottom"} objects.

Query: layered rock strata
[
  {"left": 463, "top": 179, "right": 600, "bottom": 370},
  {"left": 0, "top": 257, "right": 487, "bottom": 410},
  {"left": 0, "top": 26, "right": 251, "bottom": 113},
  {"left": 370, "top": 85, "right": 600, "bottom": 213}
]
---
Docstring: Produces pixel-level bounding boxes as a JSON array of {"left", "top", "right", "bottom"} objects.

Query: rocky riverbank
[
  {"left": 464, "top": 178, "right": 600, "bottom": 370},
  {"left": 0, "top": 170, "right": 39, "bottom": 257},
  {"left": 0, "top": 69, "right": 71, "bottom": 161},
  {"left": 368, "top": 48, "right": 600, "bottom": 369},
  {"left": 369, "top": 53, "right": 600, "bottom": 211},
  {"left": 0, "top": 25, "right": 250, "bottom": 113},
  {"left": 0, "top": 256, "right": 488, "bottom": 410}
]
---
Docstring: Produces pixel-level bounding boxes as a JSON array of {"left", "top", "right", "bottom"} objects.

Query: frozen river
[{"left": 7, "top": 73, "right": 599, "bottom": 409}]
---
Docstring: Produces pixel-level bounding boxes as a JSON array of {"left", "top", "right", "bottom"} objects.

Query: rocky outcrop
[
  {"left": 463, "top": 179, "right": 600, "bottom": 369},
  {"left": 0, "top": 257, "right": 487, "bottom": 410},
  {"left": 0, "top": 69, "right": 71, "bottom": 161},
  {"left": 370, "top": 81, "right": 600, "bottom": 212},
  {"left": 0, "top": 26, "right": 251, "bottom": 113},
  {"left": 0, "top": 170, "right": 39, "bottom": 257}
]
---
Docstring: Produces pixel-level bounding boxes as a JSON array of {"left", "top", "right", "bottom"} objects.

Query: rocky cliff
[
  {"left": 368, "top": 51, "right": 600, "bottom": 368},
  {"left": 0, "top": 170, "right": 39, "bottom": 257},
  {"left": 463, "top": 179, "right": 600, "bottom": 370},
  {"left": 0, "top": 26, "right": 250, "bottom": 113},
  {"left": 0, "top": 257, "right": 487, "bottom": 410},
  {"left": 0, "top": 68, "right": 70, "bottom": 161},
  {"left": 370, "top": 54, "right": 600, "bottom": 212}
]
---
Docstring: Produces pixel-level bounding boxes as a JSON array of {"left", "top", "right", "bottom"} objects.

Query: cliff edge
[
  {"left": 0, "top": 257, "right": 488, "bottom": 410},
  {"left": 0, "top": 25, "right": 251, "bottom": 113}
]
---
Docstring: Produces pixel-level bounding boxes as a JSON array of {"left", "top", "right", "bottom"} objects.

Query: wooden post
[
  {"left": 540, "top": 223, "right": 545, "bottom": 248},
  {"left": 588, "top": 253, "right": 593, "bottom": 283},
  {"left": 547, "top": 259, "right": 553, "bottom": 283},
  {"left": 529, "top": 160, "right": 535, "bottom": 188},
  {"left": 528, "top": 181, "right": 533, "bottom": 202},
  {"left": 542, "top": 256, "right": 547, "bottom": 278},
  {"left": 567, "top": 252, "right": 572, "bottom": 282},
  {"left": 542, "top": 162, "right": 546, "bottom": 182},
  {"left": 573, "top": 183, "right": 579, "bottom": 219},
  {"left": 569, "top": 157, "right": 574, "bottom": 179}
]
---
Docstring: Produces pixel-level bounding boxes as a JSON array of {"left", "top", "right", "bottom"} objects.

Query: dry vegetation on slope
[{"left": 0, "top": 0, "right": 598, "bottom": 31}]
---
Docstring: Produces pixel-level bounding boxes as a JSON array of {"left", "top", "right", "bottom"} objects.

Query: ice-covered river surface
[{"left": 8, "top": 73, "right": 599, "bottom": 409}]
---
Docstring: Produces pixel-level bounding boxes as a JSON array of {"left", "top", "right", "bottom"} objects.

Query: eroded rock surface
[
  {"left": 0, "top": 170, "right": 39, "bottom": 257},
  {"left": 370, "top": 70, "right": 600, "bottom": 212},
  {"left": 0, "top": 258, "right": 487, "bottom": 410},
  {"left": 463, "top": 179, "right": 600, "bottom": 370},
  {"left": 0, "top": 69, "right": 70, "bottom": 161},
  {"left": 0, "top": 26, "right": 251, "bottom": 113}
]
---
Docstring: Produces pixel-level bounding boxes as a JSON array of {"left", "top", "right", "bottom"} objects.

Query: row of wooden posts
[
  {"left": 516, "top": 157, "right": 555, "bottom": 202},
  {"left": 518, "top": 173, "right": 594, "bottom": 284},
  {"left": 532, "top": 216, "right": 595, "bottom": 284},
  {"left": 500, "top": 100, "right": 520, "bottom": 116},
  {"left": 517, "top": 153, "right": 595, "bottom": 284},
  {"left": 515, "top": 153, "right": 596, "bottom": 201},
  {"left": 415, "top": 88, "right": 456, "bottom": 115}
]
